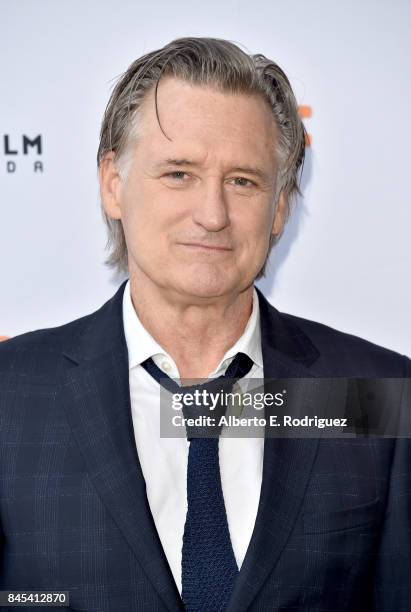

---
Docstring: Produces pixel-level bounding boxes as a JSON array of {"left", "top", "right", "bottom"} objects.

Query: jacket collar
[
  {"left": 63, "top": 281, "right": 320, "bottom": 372},
  {"left": 256, "top": 286, "right": 320, "bottom": 376},
  {"left": 63, "top": 280, "right": 129, "bottom": 366}
]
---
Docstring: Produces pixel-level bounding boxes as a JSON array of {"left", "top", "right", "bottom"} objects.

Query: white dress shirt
[{"left": 122, "top": 280, "right": 264, "bottom": 594}]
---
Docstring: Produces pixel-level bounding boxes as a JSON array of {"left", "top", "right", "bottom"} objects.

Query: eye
[
  {"left": 231, "top": 177, "right": 256, "bottom": 187},
  {"left": 165, "top": 171, "right": 189, "bottom": 181}
]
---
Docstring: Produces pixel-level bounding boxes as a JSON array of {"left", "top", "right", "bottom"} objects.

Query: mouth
[{"left": 178, "top": 242, "right": 233, "bottom": 252}]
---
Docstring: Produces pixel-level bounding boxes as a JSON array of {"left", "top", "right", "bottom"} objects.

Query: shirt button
[{"left": 161, "top": 361, "right": 172, "bottom": 373}]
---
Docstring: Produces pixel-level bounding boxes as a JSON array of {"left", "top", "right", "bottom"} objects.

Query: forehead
[{"left": 136, "top": 77, "right": 278, "bottom": 170}]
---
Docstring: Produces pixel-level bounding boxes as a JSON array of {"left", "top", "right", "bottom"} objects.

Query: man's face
[{"left": 102, "top": 77, "right": 285, "bottom": 301}]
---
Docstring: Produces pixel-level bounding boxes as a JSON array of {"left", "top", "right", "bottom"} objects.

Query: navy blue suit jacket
[{"left": 0, "top": 282, "right": 410, "bottom": 611}]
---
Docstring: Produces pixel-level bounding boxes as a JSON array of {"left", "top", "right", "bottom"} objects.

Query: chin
[{"left": 175, "top": 267, "right": 236, "bottom": 299}]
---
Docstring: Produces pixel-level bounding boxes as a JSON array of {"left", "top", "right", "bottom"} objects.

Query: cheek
[
  {"left": 121, "top": 202, "right": 144, "bottom": 245},
  {"left": 121, "top": 181, "right": 156, "bottom": 234},
  {"left": 120, "top": 189, "right": 177, "bottom": 257},
  {"left": 120, "top": 196, "right": 153, "bottom": 259},
  {"left": 234, "top": 205, "right": 273, "bottom": 252}
]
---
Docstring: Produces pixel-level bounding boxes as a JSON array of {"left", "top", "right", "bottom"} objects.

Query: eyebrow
[
  {"left": 157, "top": 158, "right": 196, "bottom": 168},
  {"left": 230, "top": 165, "right": 270, "bottom": 182},
  {"left": 155, "top": 158, "right": 271, "bottom": 182}
]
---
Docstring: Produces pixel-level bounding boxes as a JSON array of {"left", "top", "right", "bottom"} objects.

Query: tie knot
[
  {"left": 223, "top": 352, "right": 254, "bottom": 379},
  {"left": 141, "top": 352, "right": 254, "bottom": 439}
]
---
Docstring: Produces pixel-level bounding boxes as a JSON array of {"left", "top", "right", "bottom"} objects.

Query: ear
[
  {"left": 99, "top": 152, "right": 123, "bottom": 220},
  {"left": 271, "top": 191, "right": 287, "bottom": 236}
]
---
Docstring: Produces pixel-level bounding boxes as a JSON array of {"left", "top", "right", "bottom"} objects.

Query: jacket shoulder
[
  {"left": 281, "top": 311, "right": 410, "bottom": 377},
  {"left": 0, "top": 312, "right": 91, "bottom": 380},
  {"left": 0, "top": 282, "right": 127, "bottom": 382}
]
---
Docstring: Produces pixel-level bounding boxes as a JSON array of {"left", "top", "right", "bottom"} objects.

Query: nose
[{"left": 191, "top": 178, "right": 230, "bottom": 232}]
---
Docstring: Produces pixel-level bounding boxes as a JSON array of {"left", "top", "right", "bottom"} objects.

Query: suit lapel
[
  {"left": 61, "top": 281, "right": 183, "bottom": 612},
  {"left": 227, "top": 289, "right": 321, "bottom": 612}
]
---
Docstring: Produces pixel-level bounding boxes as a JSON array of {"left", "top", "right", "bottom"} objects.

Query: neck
[{"left": 128, "top": 271, "right": 254, "bottom": 379}]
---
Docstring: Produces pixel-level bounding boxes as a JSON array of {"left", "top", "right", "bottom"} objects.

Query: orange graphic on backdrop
[
  {"left": 298, "top": 105, "right": 312, "bottom": 146},
  {"left": 0, "top": 336, "right": 9, "bottom": 342}
]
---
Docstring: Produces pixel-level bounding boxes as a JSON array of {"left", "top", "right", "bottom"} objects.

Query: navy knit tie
[{"left": 141, "top": 352, "right": 253, "bottom": 612}]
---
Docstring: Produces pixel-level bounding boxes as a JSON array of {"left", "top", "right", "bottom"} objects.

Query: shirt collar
[{"left": 122, "top": 280, "right": 263, "bottom": 373}]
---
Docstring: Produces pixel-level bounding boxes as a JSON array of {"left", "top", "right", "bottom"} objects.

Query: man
[{"left": 0, "top": 37, "right": 410, "bottom": 612}]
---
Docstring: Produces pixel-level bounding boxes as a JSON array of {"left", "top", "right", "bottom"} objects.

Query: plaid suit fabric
[{"left": 0, "top": 282, "right": 409, "bottom": 612}]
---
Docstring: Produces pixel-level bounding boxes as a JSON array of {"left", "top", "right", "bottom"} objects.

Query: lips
[{"left": 178, "top": 242, "right": 233, "bottom": 251}]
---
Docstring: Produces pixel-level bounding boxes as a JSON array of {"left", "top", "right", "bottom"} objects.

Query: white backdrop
[{"left": 1, "top": 0, "right": 410, "bottom": 355}]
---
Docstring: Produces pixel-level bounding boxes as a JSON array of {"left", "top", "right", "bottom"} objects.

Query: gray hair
[{"left": 97, "top": 37, "right": 306, "bottom": 276}]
